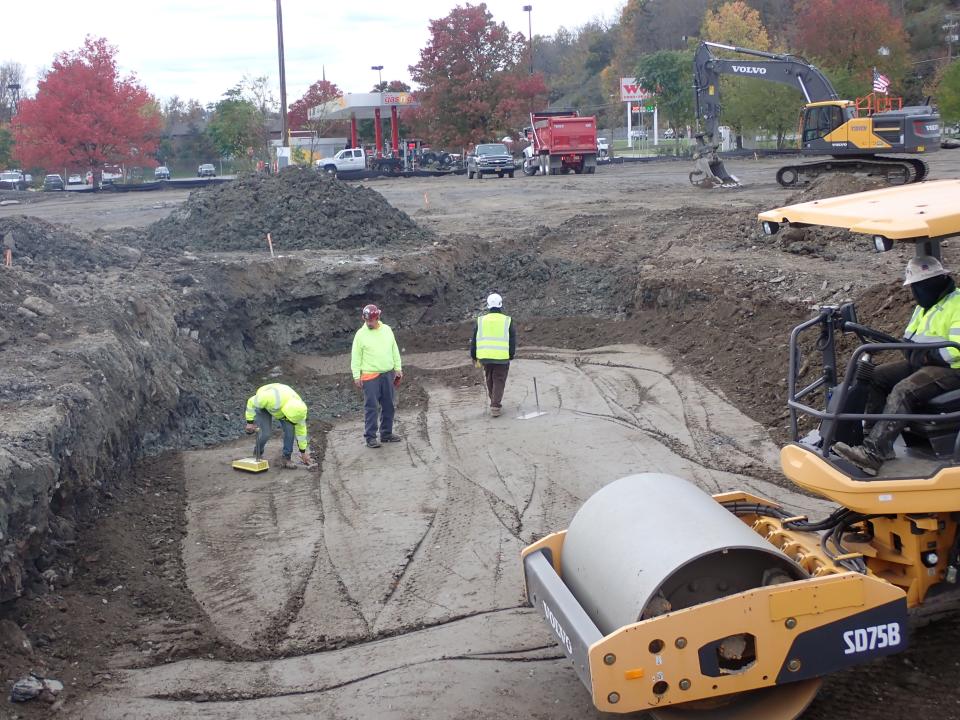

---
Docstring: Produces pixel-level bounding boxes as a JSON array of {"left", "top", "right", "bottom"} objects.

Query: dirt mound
[
  {"left": 786, "top": 173, "right": 888, "bottom": 204},
  {"left": 0, "top": 215, "right": 141, "bottom": 271},
  {"left": 145, "top": 167, "right": 433, "bottom": 252}
]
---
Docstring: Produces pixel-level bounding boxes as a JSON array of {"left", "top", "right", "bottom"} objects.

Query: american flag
[{"left": 873, "top": 68, "right": 891, "bottom": 94}]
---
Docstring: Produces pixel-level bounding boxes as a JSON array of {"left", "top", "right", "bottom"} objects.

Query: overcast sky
[{"left": 5, "top": 1, "right": 623, "bottom": 108}]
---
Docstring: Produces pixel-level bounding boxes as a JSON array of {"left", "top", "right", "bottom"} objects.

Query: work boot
[
  {"left": 380, "top": 434, "right": 403, "bottom": 443},
  {"left": 490, "top": 406, "right": 501, "bottom": 417},
  {"left": 832, "top": 442, "right": 882, "bottom": 477},
  {"left": 279, "top": 457, "right": 297, "bottom": 469},
  {"left": 366, "top": 437, "right": 381, "bottom": 449}
]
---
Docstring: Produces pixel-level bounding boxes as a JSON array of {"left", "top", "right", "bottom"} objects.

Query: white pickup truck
[{"left": 315, "top": 148, "right": 402, "bottom": 176}]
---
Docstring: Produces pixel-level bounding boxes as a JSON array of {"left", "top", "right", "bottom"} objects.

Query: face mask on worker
[{"left": 911, "top": 274, "right": 953, "bottom": 310}]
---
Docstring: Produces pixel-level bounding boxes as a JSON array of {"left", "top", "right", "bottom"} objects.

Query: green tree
[
  {"left": 935, "top": 59, "right": 960, "bottom": 123},
  {"left": 206, "top": 88, "right": 263, "bottom": 169},
  {"left": 206, "top": 77, "right": 276, "bottom": 170},
  {"left": 635, "top": 50, "right": 694, "bottom": 148},
  {"left": 408, "top": 3, "right": 547, "bottom": 147},
  {"left": 0, "top": 125, "right": 12, "bottom": 167}
]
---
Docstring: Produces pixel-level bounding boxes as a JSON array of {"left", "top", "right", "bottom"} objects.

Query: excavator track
[{"left": 776, "top": 156, "right": 929, "bottom": 187}]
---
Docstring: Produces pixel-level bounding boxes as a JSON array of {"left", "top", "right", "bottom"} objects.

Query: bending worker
[
  {"left": 351, "top": 304, "right": 403, "bottom": 448},
  {"left": 834, "top": 256, "right": 960, "bottom": 476},
  {"left": 470, "top": 293, "right": 516, "bottom": 417},
  {"left": 244, "top": 383, "right": 313, "bottom": 468}
]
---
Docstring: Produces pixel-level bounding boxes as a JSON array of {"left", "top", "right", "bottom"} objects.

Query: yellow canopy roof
[{"left": 758, "top": 179, "right": 960, "bottom": 240}]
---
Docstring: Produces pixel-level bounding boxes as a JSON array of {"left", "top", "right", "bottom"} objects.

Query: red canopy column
[
  {"left": 350, "top": 114, "right": 358, "bottom": 148},
  {"left": 390, "top": 105, "right": 400, "bottom": 155},
  {"left": 374, "top": 108, "right": 383, "bottom": 157}
]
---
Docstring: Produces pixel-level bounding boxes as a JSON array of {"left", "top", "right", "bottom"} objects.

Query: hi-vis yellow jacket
[
  {"left": 904, "top": 289, "right": 960, "bottom": 368},
  {"left": 245, "top": 383, "right": 309, "bottom": 450}
]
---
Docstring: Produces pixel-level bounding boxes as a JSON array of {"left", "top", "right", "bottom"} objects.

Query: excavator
[
  {"left": 690, "top": 41, "right": 943, "bottom": 188},
  {"left": 522, "top": 179, "right": 960, "bottom": 719}
]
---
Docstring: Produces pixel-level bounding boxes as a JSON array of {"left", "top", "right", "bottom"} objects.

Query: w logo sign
[{"left": 620, "top": 77, "right": 653, "bottom": 102}]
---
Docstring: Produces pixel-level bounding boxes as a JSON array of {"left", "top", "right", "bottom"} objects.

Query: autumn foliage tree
[
  {"left": 794, "top": 0, "right": 910, "bottom": 94},
  {"left": 409, "top": 3, "right": 547, "bottom": 148},
  {"left": 288, "top": 79, "right": 341, "bottom": 132},
  {"left": 12, "top": 37, "right": 160, "bottom": 178},
  {"left": 700, "top": 1, "right": 802, "bottom": 148}
]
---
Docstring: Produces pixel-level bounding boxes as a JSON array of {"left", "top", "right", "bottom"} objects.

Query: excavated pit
[{"left": 1, "top": 159, "right": 959, "bottom": 719}]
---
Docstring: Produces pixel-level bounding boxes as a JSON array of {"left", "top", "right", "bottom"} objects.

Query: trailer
[{"left": 522, "top": 110, "right": 598, "bottom": 176}]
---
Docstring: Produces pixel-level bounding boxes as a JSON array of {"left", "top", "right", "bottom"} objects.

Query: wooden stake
[{"left": 266, "top": 232, "right": 275, "bottom": 258}]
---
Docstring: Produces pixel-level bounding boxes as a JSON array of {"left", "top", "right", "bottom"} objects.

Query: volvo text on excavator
[{"left": 691, "top": 41, "right": 942, "bottom": 188}]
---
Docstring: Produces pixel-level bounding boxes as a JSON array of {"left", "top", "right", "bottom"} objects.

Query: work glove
[
  {"left": 393, "top": 373, "right": 402, "bottom": 388},
  {"left": 300, "top": 450, "right": 312, "bottom": 465},
  {"left": 244, "top": 423, "right": 257, "bottom": 435},
  {"left": 353, "top": 379, "right": 362, "bottom": 389},
  {"left": 474, "top": 359, "right": 482, "bottom": 369}
]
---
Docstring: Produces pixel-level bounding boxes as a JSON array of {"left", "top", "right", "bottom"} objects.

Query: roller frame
[{"left": 522, "top": 517, "right": 908, "bottom": 715}]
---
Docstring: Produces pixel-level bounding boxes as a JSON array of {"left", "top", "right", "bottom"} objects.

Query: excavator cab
[
  {"left": 799, "top": 101, "right": 854, "bottom": 145},
  {"left": 522, "top": 180, "right": 960, "bottom": 720}
]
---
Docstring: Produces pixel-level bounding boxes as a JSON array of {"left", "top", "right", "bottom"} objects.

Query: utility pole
[
  {"left": 945, "top": 13, "right": 959, "bottom": 62},
  {"left": 523, "top": 5, "right": 533, "bottom": 74},
  {"left": 276, "top": 0, "right": 289, "bottom": 148}
]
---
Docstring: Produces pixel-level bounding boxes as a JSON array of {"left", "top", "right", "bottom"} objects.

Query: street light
[
  {"left": 523, "top": 5, "right": 533, "bottom": 75},
  {"left": 371, "top": 65, "right": 384, "bottom": 90}
]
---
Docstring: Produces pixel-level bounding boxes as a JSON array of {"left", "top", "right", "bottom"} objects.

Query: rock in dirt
[
  {"left": 10, "top": 674, "right": 62, "bottom": 702},
  {"left": 0, "top": 618, "right": 32, "bottom": 655},
  {"left": 145, "top": 166, "right": 434, "bottom": 252},
  {"left": 22, "top": 296, "right": 56, "bottom": 317}
]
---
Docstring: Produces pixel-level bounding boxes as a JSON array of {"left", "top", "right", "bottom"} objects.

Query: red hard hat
[{"left": 362, "top": 304, "right": 381, "bottom": 320}]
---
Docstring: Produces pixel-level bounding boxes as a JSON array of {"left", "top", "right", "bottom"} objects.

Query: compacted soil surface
[{"left": 1, "top": 151, "right": 960, "bottom": 720}]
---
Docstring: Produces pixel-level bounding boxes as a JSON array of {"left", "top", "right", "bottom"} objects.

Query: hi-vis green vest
[
  {"left": 245, "top": 383, "right": 309, "bottom": 450},
  {"left": 476, "top": 313, "right": 511, "bottom": 361},
  {"left": 904, "top": 289, "right": 960, "bottom": 368}
]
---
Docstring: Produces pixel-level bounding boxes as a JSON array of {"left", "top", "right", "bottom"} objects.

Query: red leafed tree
[
  {"left": 12, "top": 37, "right": 161, "bottom": 177},
  {"left": 287, "top": 79, "right": 342, "bottom": 131},
  {"left": 794, "top": 0, "right": 909, "bottom": 80},
  {"left": 408, "top": 3, "right": 547, "bottom": 148}
]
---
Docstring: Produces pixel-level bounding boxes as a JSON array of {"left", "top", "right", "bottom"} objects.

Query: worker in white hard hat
[
  {"left": 834, "top": 255, "right": 960, "bottom": 476},
  {"left": 470, "top": 292, "right": 517, "bottom": 417}
]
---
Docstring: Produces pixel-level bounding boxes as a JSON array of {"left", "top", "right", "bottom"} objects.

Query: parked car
[
  {"left": 467, "top": 143, "right": 514, "bottom": 179},
  {"left": 0, "top": 171, "right": 27, "bottom": 190},
  {"left": 663, "top": 128, "right": 675, "bottom": 139},
  {"left": 67, "top": 173, "right": 83, "bottom": 185},
  {"left": 154, "top": 166, "right": 171, "bottom": 180},
  {"left": 43, "top": 174, "right": 65, "bottom": 191},
  {"left": 198, "top": 163, "right": 216, "bottom": 177}
]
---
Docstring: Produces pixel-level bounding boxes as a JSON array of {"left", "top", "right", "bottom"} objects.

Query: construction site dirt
[{"left": 2, "top": 150, "right": 960, "bottom": 720}]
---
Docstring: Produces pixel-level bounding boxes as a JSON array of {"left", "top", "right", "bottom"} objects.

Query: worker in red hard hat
[
  {"left": 470, "top": 292, "right": 516, "bottom": 417},
  {"left": 351, "top": 303, "right": 404, "bottom": 448},
  {"left": 834, "top": 255, "right": 960, "bottom": 476}
]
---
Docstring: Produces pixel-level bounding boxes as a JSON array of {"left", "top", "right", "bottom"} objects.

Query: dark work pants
[
  {"left": 483, "top": 362, "right": 510, "bottom": 408},
  {"left": 363, "top": 371, "right": 395, "bottom": 440},
  {"left": 863, "top": 360, "right": 960, "bottom": 456},
  {"left": 254, "top": 408, "right": 295, "bottom": 459}
]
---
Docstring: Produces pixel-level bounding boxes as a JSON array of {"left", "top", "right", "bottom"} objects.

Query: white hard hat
[
  {"left": 904, "top": 255, "right": 947, "bottom": 286},
  {"left": 486, "top": 293, "right": 503, "bottom": 309}
]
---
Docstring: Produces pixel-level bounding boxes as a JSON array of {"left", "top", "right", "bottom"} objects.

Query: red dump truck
[{"left": 522, "top": 110, "right": 598, "bottom": 176}]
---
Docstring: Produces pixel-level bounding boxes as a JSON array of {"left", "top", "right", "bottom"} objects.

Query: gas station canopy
[{"left": 308, "top": 92, "right": 419, "bottom": 121}]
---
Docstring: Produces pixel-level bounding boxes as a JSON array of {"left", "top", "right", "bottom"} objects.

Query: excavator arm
[{"left": 694, "top": 41, "right": 840, "bottom": 141}]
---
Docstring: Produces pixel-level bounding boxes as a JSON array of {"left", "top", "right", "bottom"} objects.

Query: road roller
[{"left": 522, "top": 180, "right": 960, "bottom": 719}]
